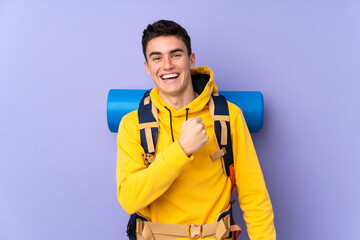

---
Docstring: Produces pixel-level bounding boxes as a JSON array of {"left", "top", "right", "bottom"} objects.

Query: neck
[{"left": 159, "top": 90, "right": 198, "bottom": 110}]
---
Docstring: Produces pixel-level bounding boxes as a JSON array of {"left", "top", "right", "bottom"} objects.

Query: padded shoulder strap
[
  {"left": 138, "top": 90, "right": 159, "bottom": 156},
  {"left": 209, "top": 93, "right": 235, "bottom": 189}
]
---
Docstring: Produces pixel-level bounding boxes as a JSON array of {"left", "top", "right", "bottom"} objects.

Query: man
[{"left": 116, "top": 20, "right": 276, "bottom": 239}]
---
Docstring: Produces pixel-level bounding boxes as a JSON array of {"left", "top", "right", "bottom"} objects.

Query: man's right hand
[{"left": 178, "top": 117, "right": 209, "bottom": 156}]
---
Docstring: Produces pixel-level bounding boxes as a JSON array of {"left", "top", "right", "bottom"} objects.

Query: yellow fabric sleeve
[
  {"left": 116, "top": 111, "right": 193, "bottom": 214},
  {"left": 230, "top": 103, "right": 276, "bottom": 240}
]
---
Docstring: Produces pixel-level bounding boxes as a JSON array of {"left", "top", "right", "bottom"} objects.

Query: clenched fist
[{"left": 178, "top": 117, "right": 209, "bottom": 156}]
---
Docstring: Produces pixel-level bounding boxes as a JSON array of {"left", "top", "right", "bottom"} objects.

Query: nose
[{"left": 163, "top": 56, "right": 174, "bottom": 69}]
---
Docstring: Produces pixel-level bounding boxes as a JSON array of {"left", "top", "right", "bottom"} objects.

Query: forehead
[{"left": 146, "top": 36, "right": 187, "bottom": 56}]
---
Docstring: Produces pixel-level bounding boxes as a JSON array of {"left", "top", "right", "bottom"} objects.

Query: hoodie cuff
[{"left": 161, "top": 139, "right": 193, "bottom": 174}]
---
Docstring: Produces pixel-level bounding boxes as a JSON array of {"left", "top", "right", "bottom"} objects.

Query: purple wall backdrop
[{"left": 1, "top": 1, "right": 360, "bottom": 239}]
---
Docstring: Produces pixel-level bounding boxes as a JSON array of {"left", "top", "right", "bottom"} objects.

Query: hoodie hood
[{"left": 149, "top": 66, "right": 218, "bottom": 117}]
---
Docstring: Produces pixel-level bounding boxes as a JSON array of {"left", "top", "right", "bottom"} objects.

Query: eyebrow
[
  {"left": 170, "top": 48, "right": 185, "bottom": 54},
  {"left": 148, "top": 48, "right": 185, "bottom": 58}
]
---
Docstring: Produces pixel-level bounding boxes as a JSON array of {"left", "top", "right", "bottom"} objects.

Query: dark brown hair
[{"left": 142, "top": 20, "right": 192, "bottom": 60}]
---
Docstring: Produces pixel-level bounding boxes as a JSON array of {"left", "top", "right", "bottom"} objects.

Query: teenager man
[{"left": 116, "top": 20, "right": 276, "bottom": 240}]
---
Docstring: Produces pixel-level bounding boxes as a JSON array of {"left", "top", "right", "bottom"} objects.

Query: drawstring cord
[
  {"left": 163, "top": 107, "right": 190, "bottom": 143},
  {"left": 164, "top": 106, "right": 175, "bottom": 142}
]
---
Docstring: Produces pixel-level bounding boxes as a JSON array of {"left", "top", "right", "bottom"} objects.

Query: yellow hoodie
[{"left": 116, "top": 66, "right": 276, "bottom": 240}]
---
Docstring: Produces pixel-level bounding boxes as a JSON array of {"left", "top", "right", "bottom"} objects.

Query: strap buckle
[
  {"left": 188, "top": 223, "right": 202, "bottom": 239},
  {"left": 142, "top": 153, "right": 155, "bottom": 167}
]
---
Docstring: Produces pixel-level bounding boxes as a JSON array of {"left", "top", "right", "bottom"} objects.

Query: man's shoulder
[
  {"left": 226, "top": 101, "right": 243, "bottom": 121},
  {"left": 118, "top": 110, "right": 139, "bottom": 132},
  {"left": 122, "top": 109, "right": 139, "bottom": 122}
]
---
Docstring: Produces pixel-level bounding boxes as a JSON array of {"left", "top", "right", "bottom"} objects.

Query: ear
[
  {"left": 144, "top": 61, "right": 151, "bottom": 76},
  {"left": 189, "top": 52, "right": 196, "bottom": 68}
]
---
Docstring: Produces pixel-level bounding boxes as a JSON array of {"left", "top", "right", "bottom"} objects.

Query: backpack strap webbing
[
  {"left": 138, "top": 90, "right": 159, "bottom": 165},
  {"left": 209, "top": 93, "right": 235, "bottom": 191},
  {"left": 134, "top": 204, "right": 240, "bottom": 240},
  {"left": 127, "top": 90, "right": 160, "bottom": 239}
]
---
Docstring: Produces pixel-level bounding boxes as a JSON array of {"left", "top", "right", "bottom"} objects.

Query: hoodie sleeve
[
  {"left": 116, "top": 111, "right": 192, "bottom": 214},
  {"left": 230, "top": 105, "right": 276, "bottom": 240}
]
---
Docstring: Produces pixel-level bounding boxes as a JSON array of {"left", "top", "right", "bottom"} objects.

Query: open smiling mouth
[{"left": 161, "top": 73, "right": 180, "bottom": 81}]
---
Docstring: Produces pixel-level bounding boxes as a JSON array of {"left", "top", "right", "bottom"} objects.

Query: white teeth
[{"left": 162, "top": 73, "right": 179, "bottom": 79}]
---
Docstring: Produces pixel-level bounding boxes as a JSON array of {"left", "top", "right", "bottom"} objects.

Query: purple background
[{"left": 1, "top": 1, "right": 360, "bottom": 239}]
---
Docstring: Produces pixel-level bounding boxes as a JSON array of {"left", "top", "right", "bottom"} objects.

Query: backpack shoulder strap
[
  {"left": 209, "top": 93, "right": 235, "bottom": 190},
  {"left": 138, "top": 90, "right": 159, "bottom": 166}
]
